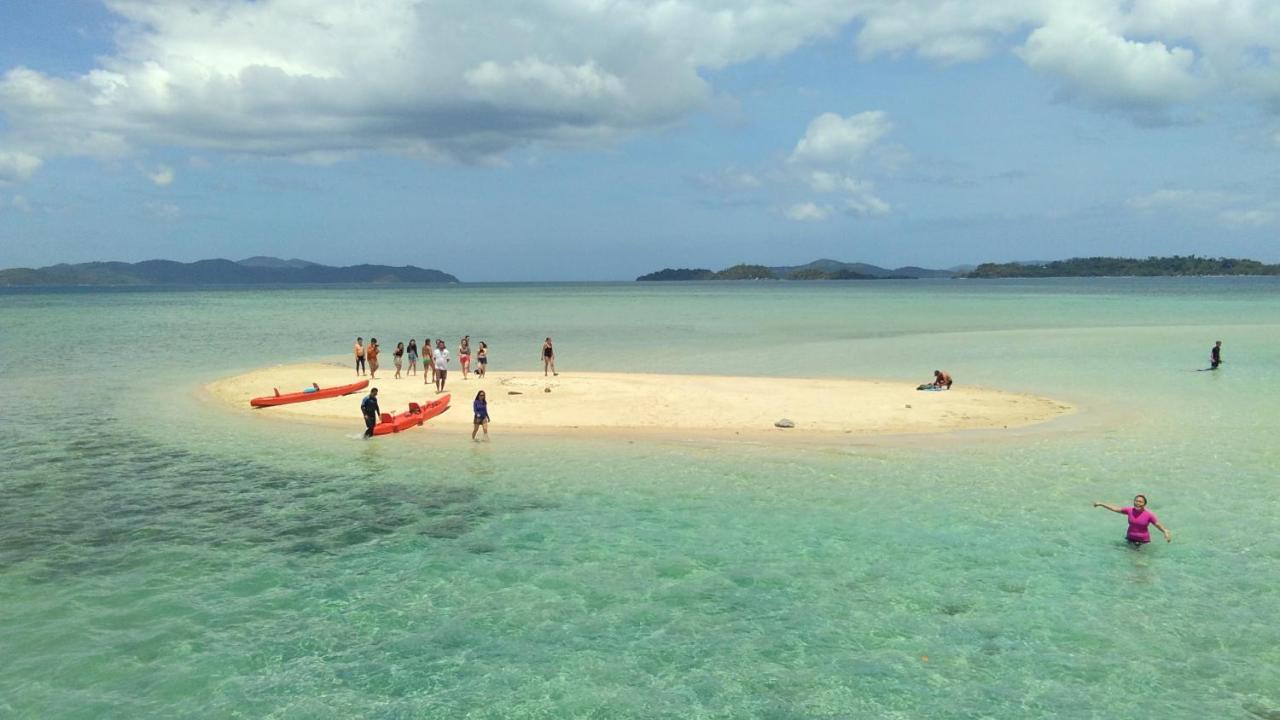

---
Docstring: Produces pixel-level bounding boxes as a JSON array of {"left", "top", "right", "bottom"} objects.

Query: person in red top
[
  {"left": 1093, "top": 494, "right": 1172, "bottom": 548},
  {"left": 367, "top": 338, "right": 380, "bottom": 380}
]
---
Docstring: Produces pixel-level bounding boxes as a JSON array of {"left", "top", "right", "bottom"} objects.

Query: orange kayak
[
  {"left": 372, "top": 394, "right": 451, "bottom": 436},
  {"left": 250, "top": 380, "right": 369, "bottom": 407}
]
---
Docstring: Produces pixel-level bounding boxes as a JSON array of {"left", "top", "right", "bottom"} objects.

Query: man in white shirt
[{"left": 432, "top": 339, "right": 450, "bottom": 392}]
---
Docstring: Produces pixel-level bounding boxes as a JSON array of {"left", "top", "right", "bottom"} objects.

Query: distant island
[
  {"left": 638, "top": 259, "right": 960, "bottom": 281},
  {"left": 965, "top": 255, "right": 1280, "bottom": 278},
  {"left": 0, "top": 257, "right": 459, "bottom": 286},
  {"left": 638, "top": 255, "right": 1280, "bottom": 281}
]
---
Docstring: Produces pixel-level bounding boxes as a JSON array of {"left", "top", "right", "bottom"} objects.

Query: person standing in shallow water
[
  {"left": 542, "top": 337, "right": 557, "bottom": 376},
  {"left": 472, "top": 390, "right": 490, "bottom": 441},
  {"left": 360, "top": 387, "right": 380, "bottom": 439},
  {"left": 1094, "top": 495, "right": 1171, "bottom": 548},
  {"left": 1210, "top": 340, "right": 1223, "bottom": 370}
]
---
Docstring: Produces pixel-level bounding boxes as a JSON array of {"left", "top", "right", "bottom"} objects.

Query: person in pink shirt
[{"left": 1093, "top": 494, "right": 1172, "bottom": 547}]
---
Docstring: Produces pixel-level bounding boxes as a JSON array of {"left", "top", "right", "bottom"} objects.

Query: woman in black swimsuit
[{"left": 542, "top": 337, "right": 557, "bottom": 376}]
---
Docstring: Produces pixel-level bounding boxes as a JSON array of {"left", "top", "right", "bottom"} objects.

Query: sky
[{"left": 0, "top": 1, "right": 1278, "bottom": 281}]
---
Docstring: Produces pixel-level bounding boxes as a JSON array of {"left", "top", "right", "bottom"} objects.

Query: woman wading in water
[{"left": 1093, "top": 495, "right": 1172, "bottom": 548}]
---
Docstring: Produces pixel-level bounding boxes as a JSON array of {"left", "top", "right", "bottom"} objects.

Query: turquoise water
[{"left": 1, "top": 280, "right": 1279, "bottom": 718}]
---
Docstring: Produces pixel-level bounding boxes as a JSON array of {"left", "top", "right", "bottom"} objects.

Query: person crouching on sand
[
  {"left": 361, "top": 388, "right": 380, "bottom": 439},
  {"left": 933, "top": 370, "right": 952, "bottom": 389},
  {"left": 472, "top": 390, "right": 490, "bottom": 440},
  {"left": 367, "top": 338, "right": 380, "bottom": 379},
  {"left": 1093, "top": 495, "right": 1171, "bottom": 548}
]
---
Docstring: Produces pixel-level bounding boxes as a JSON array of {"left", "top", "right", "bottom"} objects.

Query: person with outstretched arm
[
  {"left": 1093, "top": 494, "right": 1171, "bottom": 547},
  {"left": 361, "top": 388, "right": 380, "bottom": 439}
]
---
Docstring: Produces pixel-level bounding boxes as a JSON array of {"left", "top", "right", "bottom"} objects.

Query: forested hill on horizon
[
  {"left": 967, "top": 256, "right": 1280, "bottom": 278},
  {"left": 638, "top": 259, "right": 963, "bottom": 281},
  {"left": 638, "top": 256, "right": 1280, "bottom": 281},
  {"left": 0, "top": 257, "right": 459, "bottom": 286}
]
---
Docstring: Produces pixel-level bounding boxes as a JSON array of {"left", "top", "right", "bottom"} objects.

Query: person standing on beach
[
  {"left": 542, "top": 337, "right": 557, "bottom": 376},
  {"left": 1210, "top": 341, "right": 1223, "bottom": 370},
  {"left": 424, "top": 334, "right": 436, "bottom": 385},
  {"left": 361, "top": 387, "right": 380, "bottom": 439},
  {"left": 354, "top": 337, "right": 366, "bottom": 376},
  {"left": 406, "top": 339, "right": 418, "bottom": 376},
  {"left": 433, "top": 339, "right": 450, "bottom": 393},
  {"left": 367, "top": 338, "right": 380, "bottom": 379},
  {"left": 1093, "top": 495, "right": 1171, "bottom": 548},
  {"left": 476, "top": 341, "right": 488, "bottom": 378},
  {"left": 472, "top": 390, "right": 490, "bottom": 440},
  {"left": 393, "top": 342, "right": 405, "bottom": 379},
  {"left": 458, "top": 336, "right": 472, "bottom": 380}
]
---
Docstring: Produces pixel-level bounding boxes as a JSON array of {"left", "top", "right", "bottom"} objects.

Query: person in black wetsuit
[
  {"left": 1210, "top": 340, "right": 1223, "bottom": 370},
  {"left": 361, "top": 388, "right": 380, "bottom": 438}
]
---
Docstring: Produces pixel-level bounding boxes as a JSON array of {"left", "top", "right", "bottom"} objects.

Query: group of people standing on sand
[
  {"left": 354, "top": 335, "right": 559, "bottom": 442},
  {"left": 352, "top": 335, "right": 490, "bottom": 391}
]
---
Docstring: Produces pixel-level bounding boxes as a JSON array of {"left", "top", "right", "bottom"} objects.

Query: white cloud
[
  {"left": 785, "top": 202, "right": 832, "bottom": 221},
  {"left": 1127, "top": 187, "right": 1274, "bottom": 230},
  {"left": 1126, "top": 189, "right": 1234, "bottom": 212},
  {"left": 1018, "top": 18, "right": 1199, "bottom": 117},
  {"left": 0, "top": 0, "right": 865, "bottom": 170},
  {"left": 0, "top": 150, "right": 42, "bottom": 184},
  {"left": 790, "top": 112, "right": 891, "bottom": 166},
  {"left": 850, "top": 0, "right": 1280, "bottom": 122},
  {"left": 778, "top": 113, "right": 893, "bottom": 221},
  {"left": 145, "top": 164, "right": 174, "bottom": 186},
  {"left": 804, "top": 171, "right": 891, "bottom": 216},
  {"left": 145, "top": 201, "right": 181, "bottom": 220},
  {"left": 697, "top": 168, "right": 763, "bottom": 191},
  {"left": 2, "top": 0, "right": 1277, "bottom": 178},
  {"left": 1219, "top": 209, "right": 1274, "bottom": 229}
]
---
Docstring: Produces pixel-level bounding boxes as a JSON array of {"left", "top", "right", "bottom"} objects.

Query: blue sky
[{"left": 1, "top": 1, "right": 1277, "bottom": 280}]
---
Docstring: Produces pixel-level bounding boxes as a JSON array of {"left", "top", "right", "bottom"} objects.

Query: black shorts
[
  {"left": 474, "top": 414, "right": 488, "bottom": 424},
  {"left": 356, "top": 356, "right": 366, "bottom": 369}
]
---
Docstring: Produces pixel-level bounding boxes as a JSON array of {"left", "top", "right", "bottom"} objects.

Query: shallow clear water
[{"left": 1, "top": 279, "right": 1278, "bottom": 718}]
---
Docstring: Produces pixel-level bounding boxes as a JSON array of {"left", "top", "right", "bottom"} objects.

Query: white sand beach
[{"left": 204, "top": 361, "right": 1074, "bottom": 438}]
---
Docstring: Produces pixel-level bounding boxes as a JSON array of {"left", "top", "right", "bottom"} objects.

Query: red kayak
[
  {"left": 372, "top": 394, "right": 451, "bottom": 436},
  {"left": 250, "top": 380, "right": 370, "bottom": 408}
]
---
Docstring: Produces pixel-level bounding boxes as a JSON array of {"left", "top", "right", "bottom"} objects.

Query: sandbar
[{"left": 204, "top": 362, "right": 1074, "bottom": 439}]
